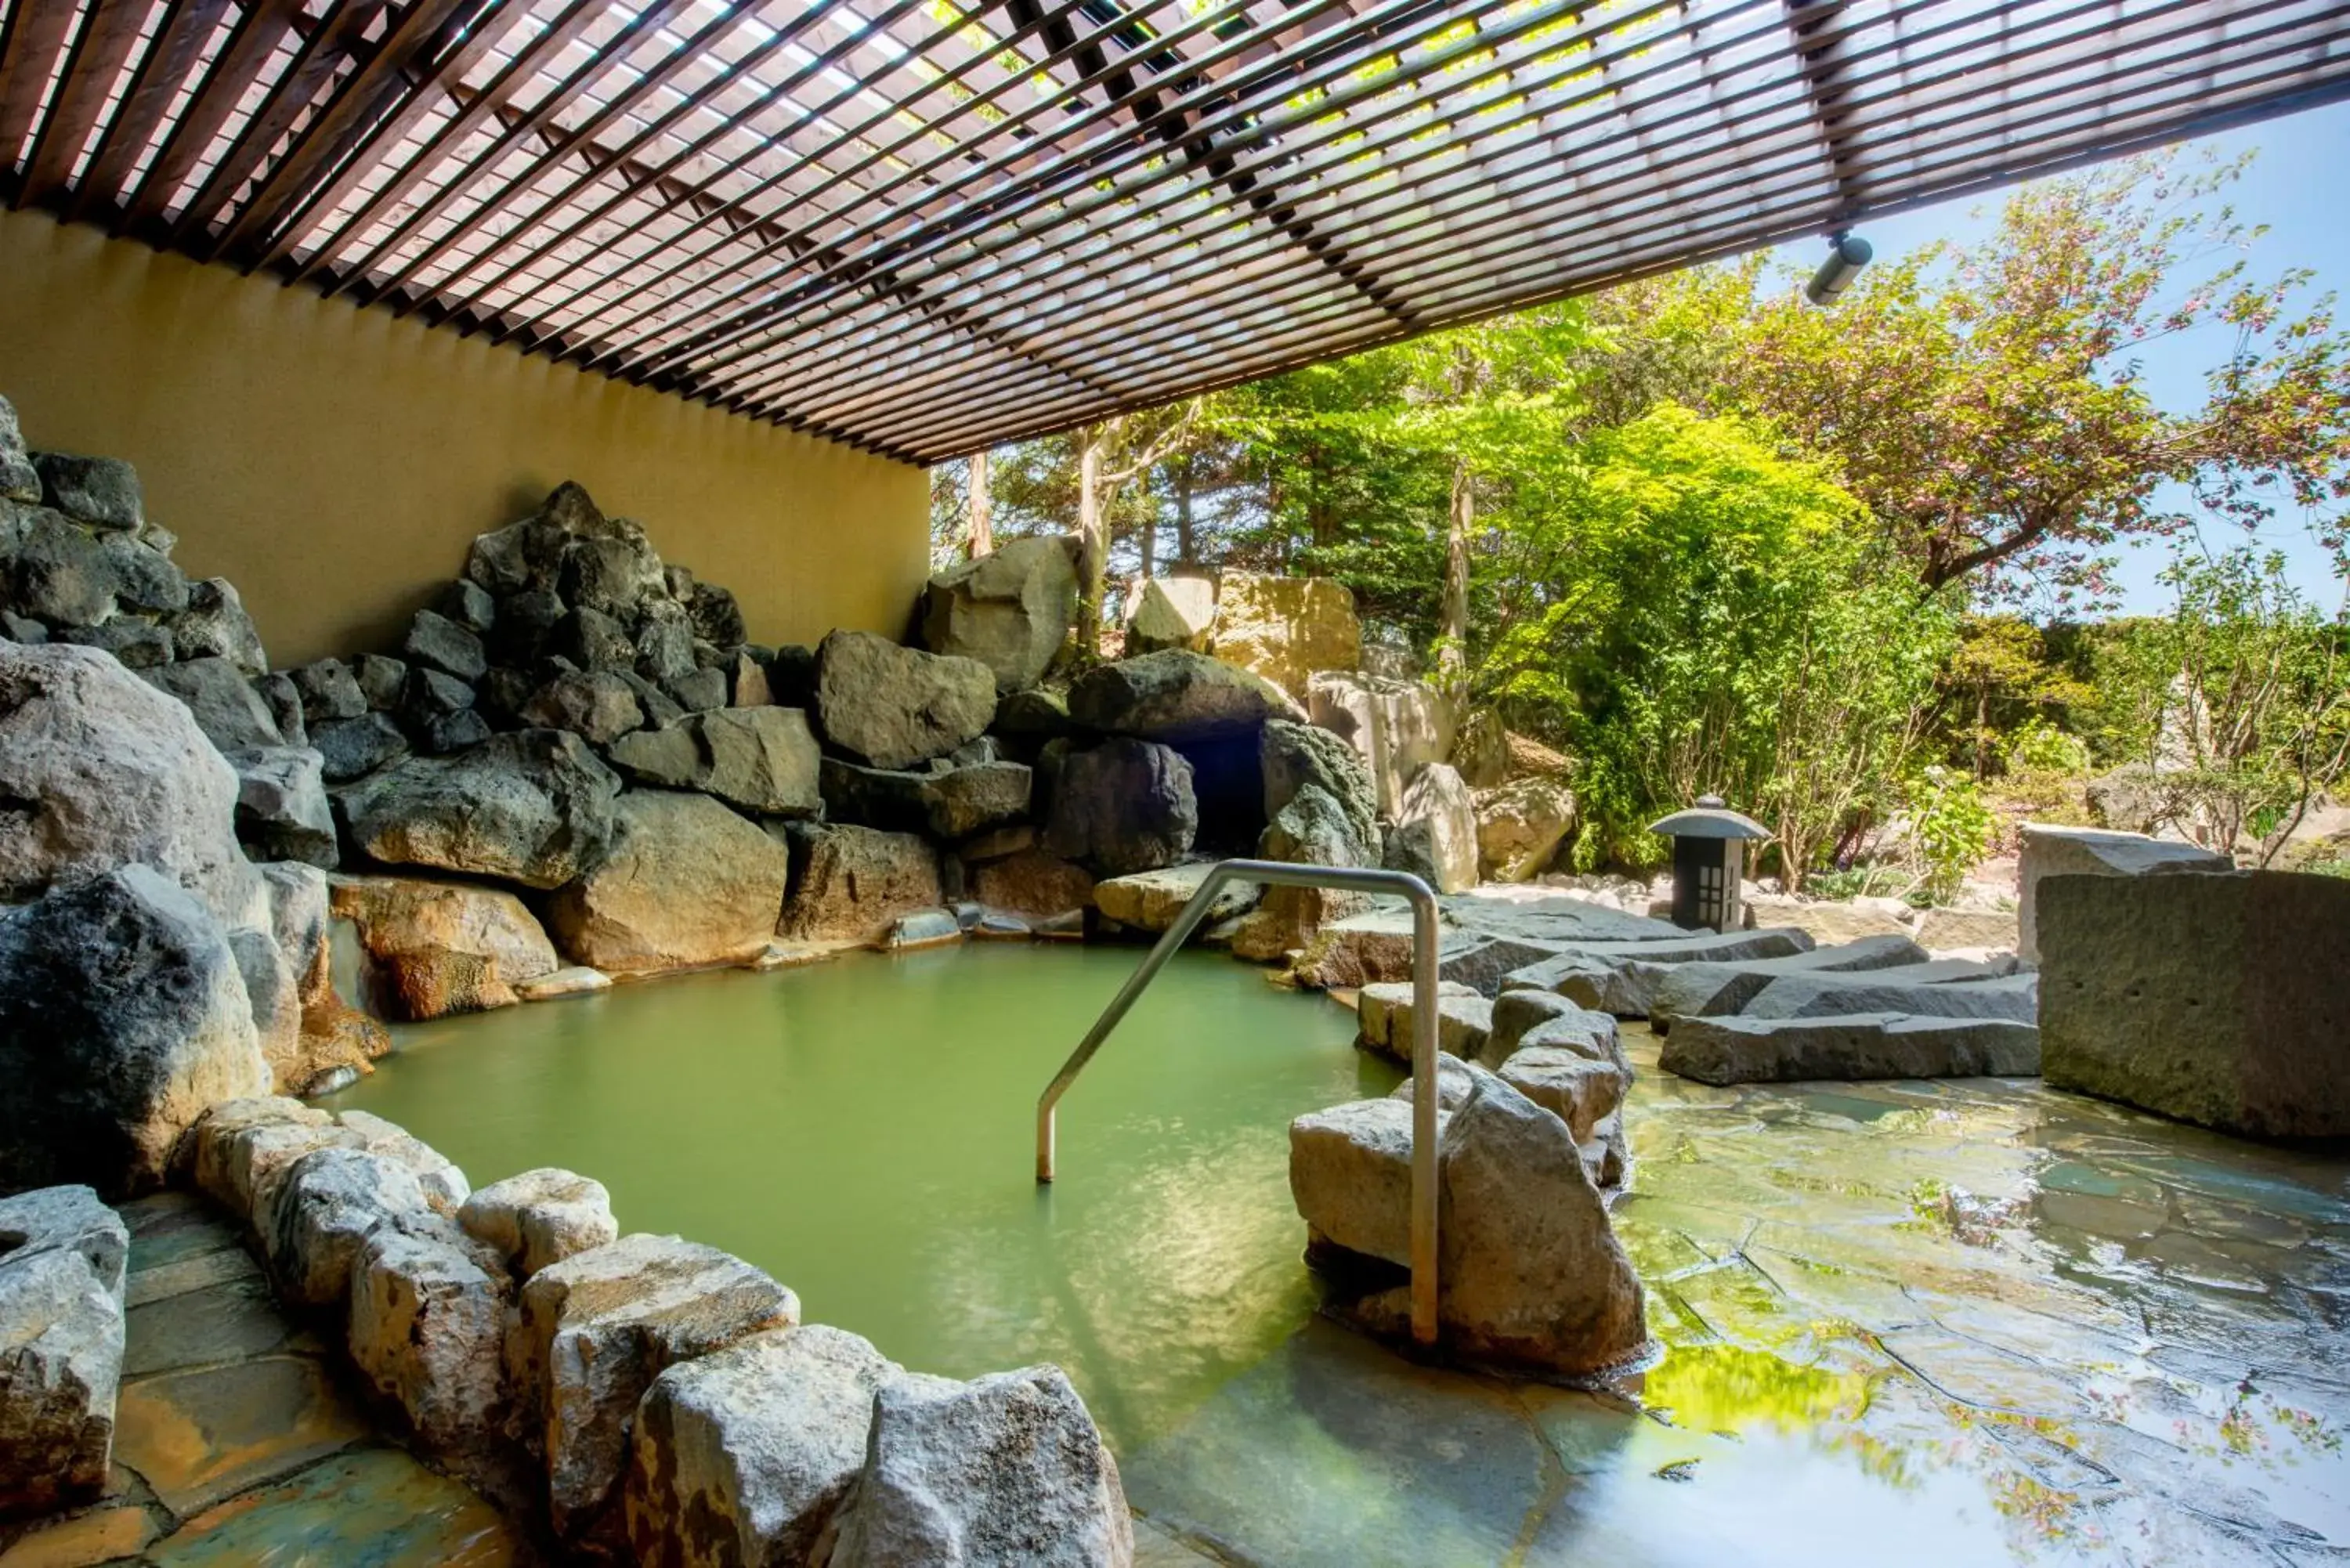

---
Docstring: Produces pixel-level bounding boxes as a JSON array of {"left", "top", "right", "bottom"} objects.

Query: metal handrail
[{"left": 1035, "top": 859, "right": 1443, "bottom": 1346}]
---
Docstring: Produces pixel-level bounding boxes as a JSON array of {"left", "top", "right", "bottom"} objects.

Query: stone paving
[
  {"left": 1126, "top": 1026, "right": 2350, "bottom": 1566},
  {"left": 0, "top": 1192, "right": 525, "bottom": 1568}
]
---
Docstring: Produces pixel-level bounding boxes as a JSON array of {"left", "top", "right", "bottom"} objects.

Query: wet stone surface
[
  {"left": 1126, "top": 1024, "right": 2350, "bottom": 1566},
  {"left": 0, "top": 1191, "right": 526, "bottom": 1568}
]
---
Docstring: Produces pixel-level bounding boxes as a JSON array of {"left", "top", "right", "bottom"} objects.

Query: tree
[
  {"left": 1070, "top": 402, "right": 1200, "bottom": 655},
  {"left": 1662, "top": 151, "right": 2350, "bottom": 607},
  {"left": 2092, "top": 544, "right": 2350, "bottom": 860},
  {"left": 966, "top": 448, "right": 992, "bottom": 560},
  {"left": 1477, "top": 405, "right": 1954, "bottom": 882}
]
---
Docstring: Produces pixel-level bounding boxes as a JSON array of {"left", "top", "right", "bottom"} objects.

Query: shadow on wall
[{"left": 0, "top": 208, "right": 931, "bottom": 667}]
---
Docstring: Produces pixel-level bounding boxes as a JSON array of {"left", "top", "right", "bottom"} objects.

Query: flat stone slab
[
  {"left": 139, "top": 1443, "right": 520, "bottom": 1565},
  {"left": 1503, "top": 928, "right": 1814, "bottom": 1013},
  {"left": 1641, "top": 934, "right": 1931, "bottom": 1028},
  {"left": 113, "top": 1353, "right": 367, "bottom": 1516},
  {"left": 516, "top": 965, "right": 613, "bottom": 1002},
  {"left": 1658, "top": 1012, "right": 2042, "bottom": 1086},
  {"left": 1442, "top": 891, "right": 1683, "bottom": 945},
  {"left": 1737, "top": 969, "right": 2037, "bottom": 1023},
  {"left": 1094, "top": 863, "right": 1258, "bottom": 933}
]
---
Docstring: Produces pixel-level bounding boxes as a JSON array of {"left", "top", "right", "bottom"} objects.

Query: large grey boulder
[
  {"left": 1473, "top": 775, "right": 1576, "bottom": 881},
  {"left": 1383, "top": 762, "right": 1478, "bottom": 894},
  {"left": 1495, "top": 1047, "right": 1629, "bottom": 1145},
  {"left": 548, "top": 790, "right": 791, "bottom": 974},
  {"left": 819, "top": 757, "right": 1032, "bottom": 840},
  {"left": 228, "top": 923, "right": 303, "bottom": 1089},
  {"left": 1484, "top": 989, "right": 1623, "bottom": 1070},
  {"left": 920, "top": 534, "right": 1078, "bottom": 693},
  {"left": 334, "top": 1109, "right": 468, "bottom": 1209},
  {"left": 1042, "top": 737, "right": 1197, "bottom": 875},
  {"left": 512, "top": 1234, "right": 800, "bottom": 1542},
  {"left": 523, "top": 669, "right": 642, "bottom": 746},
  {"left": 96, "top": 531, "right": 186, "bottom": 616},
  {"left": 458, "top": 1169, "right": 617, "bottom": 1279},
  {"left": 0, "top": 1187, "right": 128, "bottom": 1518},
  {"left": 1354, "top": 979, "right": 1494, "bottom": 1064},
  {"left": 1289, "top": 1064, "right": 1644, "bottom": 1376},
  {"left": 0, "top": 866, "right": 269, "bottom": 1197},
  {"left": 348, "top": 1218, "right": 512, "bottom": 1462},
  {"left": 1209, "top": 573, "right": 1361, "bottom": 702},
  {"left": 30, "top": 453, "right": 140, "bottom": 530},
  {"left": 607, "top": 707, "right": 822, "bottom": 818},
  {"left": 827, "top": 1364, "right": 1132, "bottom": 1568},
  {"left": 1123, "top": 574, "right": 1215, "bottom": 655},
  {"left": 3, "top": 508, "right": 118, "bottom": 627},
  {"left": 338, "top": 728, "right": 623, "bottom": 889},
  {"left": 0, "top": 641, "right": 266, "bottom": 930},
  {"left": 1229, "top": 780, "right": 1378, "bottom": 957},
  {"left": 0, "top": 396, "right": 39, "bottom": 503},
  {"left": 291, "top": 657, "right": 367, "bottom": 723},
  {"left": 1307, "top": 671, "right": 1454, "bottom": 817},
  {"left": 141, "top": 655, "right": 284, "bottom": 750},
  {"left": 561, "top": 522, "right": 667, "bottom": 620},
  {"left": 2016, "top": 823, "right": 2231, "bottom": 962},
  {"left": 1659, "top": 1013, "right": 2042, "bottom": 1086},
  {"left": 624, "top": 1324, "right": 902, "bottom": 1568},
  {"left": 816, "top": 630, "right": 996, "bottom": 769},
  {"left": 262, "top": 1146, "right": 430, "bottom": 1308},
  {"left": 1643, "top": 934, "right": 1931, "bottom": 1028},
  {"left": 226, "top": 745, "right": 338, "bottom": 867},
  {"left": 331, "top": 875, "right": 560, "bottom": 1019},
  {"left": 171, "top": 578, "right": 268, "bottom": 674},
  {"left": 312, "top": 711, "right": 410, "bottom": 782},
  {"left": 0, "top": 1187, "right": 128, "bottom": 1296},
  {"left": 2039, "top": 868, "right": 2350, "bottom": 1138},
  {"left": 776, "top": 823, "right": 942, "bottom": 946},
  {"left": 55, "top": 616, "right": 173, "bottom": 668},
  {"left": 402, "top": 608, "right": 488, "bottom": 683},
  {"left": 1260, "top": 718, "right": 1379, "bottom": 854},
  {"left": 1067, "top": 648, "right": 1299, "bottom": 740},
  {"left": 184, "top": 1097, "right": 354, "bottom": 1226}
]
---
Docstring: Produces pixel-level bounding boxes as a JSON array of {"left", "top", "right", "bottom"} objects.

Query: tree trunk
[
  {"left": 966, "top": 449, "right": 993, "bottom": 560},
  {"left": 1137, "top": 468, "right": 1156, "bottom": 580},
  {"left": 1439, "top": 457, "right": 1473, "bottom": 681},
  {"left": 1075, "top": 428, "right": 1107, "bottom": 657},
  {"left": 1174, "top": 454, "right": 1197, "bottom": 565}
]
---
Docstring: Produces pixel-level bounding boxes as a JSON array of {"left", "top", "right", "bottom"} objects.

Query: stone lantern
[{"left": 1649, "top": 795, "right": 1770, "bottom": 931}]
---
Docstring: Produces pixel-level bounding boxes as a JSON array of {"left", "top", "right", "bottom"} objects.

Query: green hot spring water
[{"left": 327, "top": 943, "right": 1395, "bottom": 1452}]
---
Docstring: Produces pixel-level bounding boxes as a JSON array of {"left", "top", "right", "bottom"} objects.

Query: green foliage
[
  {"left": 1613, "top": 150, "right": 2350, "bottom": 607},
  {"left": 2083, "top": 545, "right": 2349, "bottom": 858},
  {"left": 1475, "top": 406, "right": 1954, "bottom": 883},
  {"left": 2002, "top": 719, "right": 2092, "bottom": 779},
  {"left": 1906, "top": 766, "right": 1999, "bottom": 905}
]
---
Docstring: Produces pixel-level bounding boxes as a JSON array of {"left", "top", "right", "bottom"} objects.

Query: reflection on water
[
  {"left": 328, "top": 945, "right": 1393, "bottom": 1451},
  {"left": 1130, "top": 1026, "right": 2350, "bottom": 1566},
  {"left": 337, "top": 952, "right": 2350, "bottom": 1565}
]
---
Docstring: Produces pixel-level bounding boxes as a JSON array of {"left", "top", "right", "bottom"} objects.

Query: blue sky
[{"left": 1766, "top": 98, "right": 2350, "bottom": 619}]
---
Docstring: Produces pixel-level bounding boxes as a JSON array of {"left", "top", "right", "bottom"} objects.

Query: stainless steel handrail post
[{"left": 1036, "top": 859, "right": 1443, "bottom": 1347}]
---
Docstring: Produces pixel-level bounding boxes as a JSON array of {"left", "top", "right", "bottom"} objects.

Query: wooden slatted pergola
[{"left": 4, "top": 0, "right": 2347, "bottom": 464}]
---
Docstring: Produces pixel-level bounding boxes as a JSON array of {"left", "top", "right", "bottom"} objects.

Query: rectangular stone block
[
  {"left": 2017, "top": 823, "right": 2229, "bottom": 961},
  {"left": 1659, "top": 1013, "right": 2041, "bottom": 1086},
  {"left": 2038, "top": 869, "right": 2350, "bottom": 1138}
]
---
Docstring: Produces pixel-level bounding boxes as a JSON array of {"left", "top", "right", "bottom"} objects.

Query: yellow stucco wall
[{"left": 0, "top": 209, "right": 931, "bottom": 668}]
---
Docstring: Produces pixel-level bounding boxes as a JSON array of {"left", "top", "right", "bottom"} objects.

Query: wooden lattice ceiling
[{"left": 4, "top": 0, "right": 2348, "bottom": 464}]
